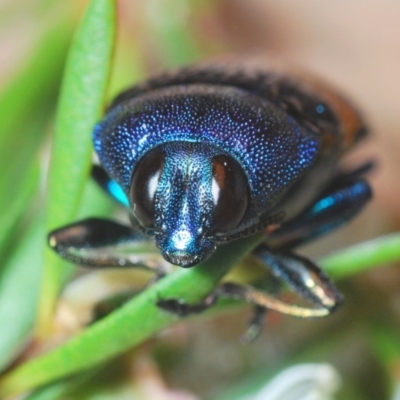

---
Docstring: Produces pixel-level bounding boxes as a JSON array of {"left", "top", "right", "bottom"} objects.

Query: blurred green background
[{"left": 0, "top": 0, "right": 400, "bottom": 399}]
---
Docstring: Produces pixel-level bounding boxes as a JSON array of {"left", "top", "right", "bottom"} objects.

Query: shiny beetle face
[
  {"left": 128, "top": 142, "right": 248, "bottom": 266},
  {"left": 92, "top": 64, "right": 366, "bottom": 267}
]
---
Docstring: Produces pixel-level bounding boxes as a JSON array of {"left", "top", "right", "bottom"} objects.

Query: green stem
[
  {"left": 321, "top": 233, "right": 400, "bottom": 279},
  {"left": 0, "top": 234, "right": 263, "bottom": 397},
  {"left": 37, "top": 0, "right": 116, "bottom": 337}
]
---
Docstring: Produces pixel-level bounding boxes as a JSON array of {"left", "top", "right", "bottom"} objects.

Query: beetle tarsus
[
  {"left": 241, "top": 306, "right": 267, "bottom": 344},
  {"left": 156, "top": 292, "right": 218, "bottom": 316}
]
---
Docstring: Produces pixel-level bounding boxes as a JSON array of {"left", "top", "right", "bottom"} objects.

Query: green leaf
[
  {"left": 0, "top": 7, "right": 78, "bottom": 372},
  {"left": 0, "top": 214, "right": 44, "bottom": 372},
  {"left": 0, "top": 15, "right": 71, "bottom": 147},
  {"left": 0, "top": 234, "right": 263, "bottom": 397},
  {"left": 369, "top": 323, "right": 400, "bottom": 398},
  {"left": 0, "top": 17, "right": 72, "bottom": 260},
  {"left": 0, "top": 163, "right": 39, "bottom": 260},
  {"left": 0, "top": 175, "right": 115, "bottom": 374},
  {"left": 38, "top": 0, "right": 116, "bottom": 335},
  {"left": 322, "top": 233, "right": 400, "bottom": 278},
  {"left": 24, "top": 371, "right": 97, "bottom": 400},
  {"left": 370, "top": 323, "right": 400, "bottom": 372},
  {"left": 2, "top": 224, "right": 399, "bottom": 395}
]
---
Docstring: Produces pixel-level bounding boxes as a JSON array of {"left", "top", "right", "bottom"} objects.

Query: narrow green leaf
[
  {"left": 322, "top": 233, "right": 400, "bottom": 278},
  {"left": 370, "top": 324, "right": 400, "bottom": 368},
  {"left": 0, "top": 17, "right": 72, "bottom": 259},
  {"left": 0, "top": 163, "right": 39, "bottom": 259},
  {"left": 2, "top": 218, "right": 398, "bottom": 395},
  {"left": 0, "top": 234, "right": 263, "bottom": 397},
  {"left": 38, "top": 0, "right": 116, "bottom": 335},
  {"left": 0, "top": 17, "right": 71, "bottom": 147},
  {"left": 26, "top": 384, "right": 72, "bottom": 400},
  {"left": 24, "top": 371, "right": 96, "bottom": 400},
  {"left": 0, "top": 9, "right": 80, "bottom": 364},
  {"left": 369, "top": 323, "right": 400, "bottom": 398},
  {"left": 0, "top": 175, "right": 115, "bottom": 374},
  {"left": 0, "top": 214, "right": 44, "bottom": 372}
]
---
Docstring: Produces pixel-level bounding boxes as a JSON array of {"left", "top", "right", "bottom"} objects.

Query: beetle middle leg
[
  {"left": 267, "top": 165, "right": 373, "bottom": 250},
  {"left": 91, "top": 165, "right": 130, "bottom": 207}
]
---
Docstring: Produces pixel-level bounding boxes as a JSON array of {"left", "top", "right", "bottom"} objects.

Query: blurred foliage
[{"left": 0, "top": 0, "right": 399, "bottom": 399}]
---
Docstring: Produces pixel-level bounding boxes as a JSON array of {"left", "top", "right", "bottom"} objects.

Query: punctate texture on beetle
[{"left": 48, "top": 60, "right": 372, "bottom": 324}]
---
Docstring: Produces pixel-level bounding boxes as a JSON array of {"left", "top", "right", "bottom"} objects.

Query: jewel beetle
[{"left": 48, "top": 60, "right": 372, "bottom": 328}]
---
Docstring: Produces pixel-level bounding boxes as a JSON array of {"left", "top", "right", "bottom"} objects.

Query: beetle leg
[
  {"left": 48, "top": 218, "right": 169, "bottom": 276},
  {"left": 332, "top": 159, "right": 375, "bottom": 183},
  {"left": 240, "top": 305, "right": 268, "bottom": 344},
  {"left": 267, "top": 176, "right": 372, "bottom": 250},
  {"left": 214, "top": 280, "right": 337, "bottom": 317},
  {"left": 157, "top": 290, "right": 269, "bottom": 342},
  {"left": 216, "top": 244, "right": 343, "bottom": 317},
  {"left": 157, "top": 249, "right": 339, "bottom": 335},
  {"left": 156, "top": 291, "right": 218, "bottom": 316},
  {"left": 253, "top": 245, "right": 343, "bottom": 311},
  {"left": 157, "top": 277, "right": 333, "bottom": 341},
  {"left": 92, "top": 165, "right": 130, "bottom": 207}
]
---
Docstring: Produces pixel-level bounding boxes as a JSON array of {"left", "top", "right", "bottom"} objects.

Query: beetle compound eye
[
  {"left": 212, "top": 155, "right": 248, "bottom": 233},
  {"left": 130, "top": 149, "right": 165, "bottom": 228}
]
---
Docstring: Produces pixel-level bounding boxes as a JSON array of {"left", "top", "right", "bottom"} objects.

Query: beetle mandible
[{"left": 49, "top": 60, "right": 372, "bottom": 330}]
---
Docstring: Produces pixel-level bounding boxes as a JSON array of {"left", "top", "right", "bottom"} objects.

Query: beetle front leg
[{"left": 48, "top": 218, "right": 169, "bottom": 276}]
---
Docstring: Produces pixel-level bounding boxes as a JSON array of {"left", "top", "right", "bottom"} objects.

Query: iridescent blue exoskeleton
[{"left": 49, "top": 62, "right": 372, "bottom": 336}]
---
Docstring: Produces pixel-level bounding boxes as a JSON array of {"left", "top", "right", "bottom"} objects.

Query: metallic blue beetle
[{"left": 49, "top": 61, "right": 372, "bottom": 326}]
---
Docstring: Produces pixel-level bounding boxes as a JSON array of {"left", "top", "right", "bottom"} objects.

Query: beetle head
[{"left": 129, "top": 142, "right": 248, "bottom": 267}]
